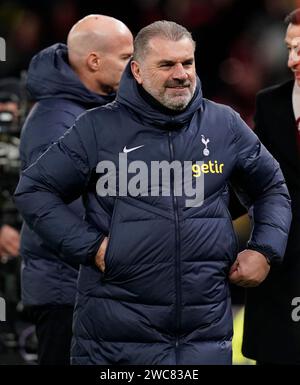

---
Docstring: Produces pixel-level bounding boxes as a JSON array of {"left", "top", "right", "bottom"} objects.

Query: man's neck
[
  {"left": 293, "top": 81, "right": 300, "bottom": 120},
  {"left": 79, "top": 73, "right": 105, "bottom": 95},
  {"left": 74, "top": 68, "right": 110, "bottom": 96}
]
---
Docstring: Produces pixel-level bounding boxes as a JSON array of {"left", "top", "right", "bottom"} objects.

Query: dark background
[{"left": 0, "top": 0, "right": 298, "bottom": 127}]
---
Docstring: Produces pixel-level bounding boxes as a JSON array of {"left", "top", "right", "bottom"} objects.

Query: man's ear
[
  {"left": 131, "top": 61, "right": 143, "bottom": 84},
  {"left": 87, "top": 52, "right": 101, "bottom": 71}
]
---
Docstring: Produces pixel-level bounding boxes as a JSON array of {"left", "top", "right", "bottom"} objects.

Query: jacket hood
[
  {"left": 27, "top": 43, "right": 114, "bottom": 106},
  {"left": 116, "top": 61, "right": 203, "bottom": 128}
]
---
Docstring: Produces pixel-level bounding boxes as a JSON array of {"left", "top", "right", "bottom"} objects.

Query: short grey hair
[{"left": 133, "top": 20, "right": 196, "bottom": 61}]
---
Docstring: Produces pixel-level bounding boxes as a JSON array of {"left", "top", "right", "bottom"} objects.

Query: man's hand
[
  {"left": 229, "top": 249, "right": 270, "bottom": 287},
  {"left": 0, "top": 225, "right": 20, "bottom": 259},
  {"left": 95, "top": 237, "right": 108, "bottom": 272}
]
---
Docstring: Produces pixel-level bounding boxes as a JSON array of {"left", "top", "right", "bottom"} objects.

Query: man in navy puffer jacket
[
  {"left": 15, "top": 21, "right": 291, "bottom": 365},
  {"left": 19, "top": 15, "right": 133, "bottom": 364}
]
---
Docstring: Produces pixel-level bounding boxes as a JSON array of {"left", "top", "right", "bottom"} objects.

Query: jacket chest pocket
[{"left": 101, "top": 197, "right": 173, "bottom": 283}]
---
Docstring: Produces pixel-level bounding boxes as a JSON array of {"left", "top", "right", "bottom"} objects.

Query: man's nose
[{"left": 172, "top": 63, "right": 188, "bottom": 80}]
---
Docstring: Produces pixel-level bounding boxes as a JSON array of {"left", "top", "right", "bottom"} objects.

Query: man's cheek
[{"left": 290, "top": 37, "right": 300, "bottom": 62}]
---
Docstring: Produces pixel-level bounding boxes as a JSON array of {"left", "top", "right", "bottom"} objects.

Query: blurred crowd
[{"left": 0, "top": 0, "right": 298, "bottom": 125}]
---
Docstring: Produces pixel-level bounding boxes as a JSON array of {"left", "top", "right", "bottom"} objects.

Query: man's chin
[{"left": 163, "top": 96, "right": 192, "bottom": 111}]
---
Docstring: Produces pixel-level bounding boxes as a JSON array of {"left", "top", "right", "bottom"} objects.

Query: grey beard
[
  {"left": 142, "top": 81, "right": 196, "bottom": 111},
  {"left": 161, "top": 96, "right": 192, "bottom": 111}
]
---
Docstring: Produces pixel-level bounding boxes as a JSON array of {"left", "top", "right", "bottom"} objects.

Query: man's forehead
[
  {"left": 146, "top": 37, "right": 195, "bottom": 61},
  {"left": 285, "top": 23, "right": 300, "bottom": 44}
]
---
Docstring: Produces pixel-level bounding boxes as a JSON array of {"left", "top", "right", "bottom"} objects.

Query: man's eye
[{"left": 121, "top": 55, "right": 132, "bottom": 60}]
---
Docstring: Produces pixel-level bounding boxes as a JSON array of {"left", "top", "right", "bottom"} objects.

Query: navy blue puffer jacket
[
  {"left": 19, "top": 43, "right": 113, "bottom": 305},
  {"left": 14, "top": 63, "right": 291, "bottom": 364}
]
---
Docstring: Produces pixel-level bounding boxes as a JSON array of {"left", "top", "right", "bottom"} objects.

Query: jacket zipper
[{"left": 168, "top": 130, "right": 181, "bottom": 364}]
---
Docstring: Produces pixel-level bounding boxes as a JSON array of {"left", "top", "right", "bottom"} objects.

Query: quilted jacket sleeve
[
  {"left": 230, "top": 111, "right": 292, "bottom": 264},
  {"left": 14, "top": 111, "right": 104, "bottom": 265},
  {"left": 19, "top": 102, "right": 79, "bottom": 171}
]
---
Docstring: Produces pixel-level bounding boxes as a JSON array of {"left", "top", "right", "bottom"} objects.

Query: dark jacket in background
[
  {"left": 19, "top": 43, "right": 113, "bottom": 306},
  {"left": 243, "top": 80, "right": 300, "bottom": 364},
  {"left": 15, "top": 64, "right": 291, "bottom": 364}
]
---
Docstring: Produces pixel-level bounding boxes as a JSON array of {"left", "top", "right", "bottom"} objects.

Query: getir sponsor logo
[{"left": 192, "top": 160, "right": 224, "bottom": 177}]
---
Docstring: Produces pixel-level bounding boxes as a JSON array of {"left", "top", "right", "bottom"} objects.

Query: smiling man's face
[
  {"left": 286, "top": 22, "right": 300, "bottom": 85},
  {"left": 131, "top": 37, "right": 196, "bottom": 111}
]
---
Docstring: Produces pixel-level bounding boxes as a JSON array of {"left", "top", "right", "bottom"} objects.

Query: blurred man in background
[
  {"left": 0, "top": 77, "right": 23, "bottom": 354},
  {"left": 243, "top": 8, "right": 300, "bottom": 365},
  {"left": 18, "top": 14, "right": 133, "bottom": 365},
  {"left": 0, "top": 77, "right": 22, "bottom": 261}
]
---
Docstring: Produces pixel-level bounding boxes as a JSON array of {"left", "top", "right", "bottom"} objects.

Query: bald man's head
[{"left": 67, "top": 15, "right": 133, "bottom": 95}]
